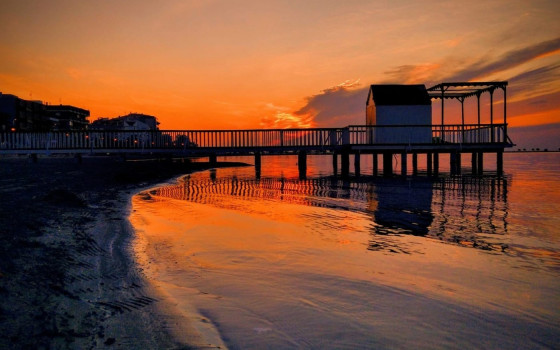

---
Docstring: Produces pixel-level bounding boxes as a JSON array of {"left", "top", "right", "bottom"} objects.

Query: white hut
[{"left": 366, "top": 84, "right": 432, "bottom": 144}]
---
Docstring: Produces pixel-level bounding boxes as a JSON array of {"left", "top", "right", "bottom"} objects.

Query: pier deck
[{"left": 0, "top": 123, "right": 512, "bottom": 176}]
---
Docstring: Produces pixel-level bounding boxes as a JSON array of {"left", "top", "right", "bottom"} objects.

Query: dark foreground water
[{"left": 131, "top": 153, "right": 560, "bottom": 349}]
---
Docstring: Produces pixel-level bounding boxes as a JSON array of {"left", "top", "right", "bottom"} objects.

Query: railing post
[{"left": 342, "top": 128, "right": 350, "bottom": 145}]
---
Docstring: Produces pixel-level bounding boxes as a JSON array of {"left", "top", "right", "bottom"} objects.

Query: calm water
[{"left": 131, "top": 153, "right": 560, "bottom": 349}]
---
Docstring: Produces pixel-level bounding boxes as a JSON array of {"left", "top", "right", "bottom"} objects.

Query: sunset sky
[{"left": 1, "top": 0, "right": 559, "bottom": 147}]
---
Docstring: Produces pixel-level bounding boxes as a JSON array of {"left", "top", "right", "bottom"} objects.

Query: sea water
[{"left": 131, "top": 153, "right": 560, "bottom": 349}]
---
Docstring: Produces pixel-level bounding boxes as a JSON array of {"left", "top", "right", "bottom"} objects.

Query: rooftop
[{"left": 368, "top": 85, "right": 432, "bottom": 106}]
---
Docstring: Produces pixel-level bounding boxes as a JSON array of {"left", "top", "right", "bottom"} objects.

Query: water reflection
[{"left": 150, "top": 172, "right": 511, "bottom": 255}]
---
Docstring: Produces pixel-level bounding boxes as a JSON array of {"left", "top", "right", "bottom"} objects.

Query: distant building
[
  {"left": 90, "top": 113, "right": 159, "bottom": 131},
  {"left": 0, "top": 92, "right": 90, "bottom": 132},
  {"left": 0, "top": 93, "right": 51, "bottom": 131},
  {"left": 45, "top": 105, "right": 90, "bottom": 130},
  {"left": 366, "top": 85, "right": 432, "bottom": 143}
]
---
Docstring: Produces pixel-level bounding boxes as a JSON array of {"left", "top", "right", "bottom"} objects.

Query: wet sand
[{"left": 0, "top": 155, "right": 244, "bottom": 349}]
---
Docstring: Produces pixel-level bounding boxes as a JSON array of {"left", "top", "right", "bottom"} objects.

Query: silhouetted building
[
  {"left": 45, "top": 105, "right": 90, "bottom": 130},
  {"left": 0, "top": 92, "right": 90, "bottom": 132},
  {"left": 90, "top": 113, "right": 159, "bottom": 131},
  {"left": 366, "top": 85, "right": 432, "bottom": 143},
  {"left": 0, "top": 93, "right": 52, "bottom": 131}
]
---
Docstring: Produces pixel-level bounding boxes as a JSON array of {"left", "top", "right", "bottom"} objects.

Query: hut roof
[{"left": 368, "top": 85, "right": 431, "bottom": 106}]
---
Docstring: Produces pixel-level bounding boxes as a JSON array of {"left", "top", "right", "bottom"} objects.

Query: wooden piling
[
  {"left": 412, "top": 153, "right": 418, "bottom": 176},
  {"left": 254, "top": 152, "right": 261, "bottom": 177},
  {"left": 450, "top": 152, "right": 457, "bottom": 174},
  {"left": 477, "top": 152, "right": 484, "bottom": 175},
  {"left": 341, "top": 151, "right": 350, "bottom": 177},
  {"left": 450, "top": 151, "right": 461, "bottom": 175},
  {"left": 373, "top": 153, "right": 378, "bottom": 176},
  {"left": 497, "top": 150, "right": 503, "bottom": 176},
  {"left": 427, "top": 152, "right": 432, "bottom": 176},
  {"left": 433, "top": 153, "right": 439, "bottom": 177},
  {"left": 354, "top": 151, "right": 361, "bottom": 176},
  {"left": 401, "top": 152, "right": 407, "bottom": 176},
  {"left": 209, "top": 153, "right": 217, "bottom": 165},
  {"left": 383, "top": 152, "right": 393, "bottom": 177},
  {"left": 298, "top": 150, "right": 307, "bottom": 179}
]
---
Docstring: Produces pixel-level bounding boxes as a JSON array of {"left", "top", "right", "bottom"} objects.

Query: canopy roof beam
[{"left": 427, "top": 81, "right": 508, "bottom": 143}]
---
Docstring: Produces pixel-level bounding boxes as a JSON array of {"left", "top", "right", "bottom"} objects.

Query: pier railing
[
  {"left": 0, "top": 124, "right": 508, "bottom": 153},
  {"left": 348, "top": 124, "right": 507, "bottom": 145}
]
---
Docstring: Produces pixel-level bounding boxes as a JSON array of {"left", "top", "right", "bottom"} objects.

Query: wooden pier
[{"left": 0, "top": 123, "right": 512, "bottom": 177}]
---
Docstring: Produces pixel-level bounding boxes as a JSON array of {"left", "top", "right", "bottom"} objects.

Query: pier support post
[
  {"left": 450, "top": 152, "right": 461, "bottom": 175},
  {"left": 401, "top": 152, "right": 407, "bottom": 176},
  {"left": 427, "top": 152, "right": 432, "bottom": 176},
  {"left": 209, "top": 153, "right": 217, "bottom": 166},
  {"left": 254, "top": 152, "right": 261, "bottom": 178},
  {"left": 373, "top": 153, "right": 378, "bottom": 176},
  {"left": 412, "top": 153, "right": 418, "bottom": 176},
  {"left": 477, "top": 152, "right": 484, "bottom": 175},
  {"left": 497, "top": 150, "right": 503, "bottom": 176},
  {"left": 298, "top": 150, "right": 307, "bottom": 179},
  {"left": 383, "top": 152, "right": 393, "bottom": 177},
  {"left": 471, "top": 152, "right": 477, "bottom": 174},
  {"left": 433, "top": 153, "right": 439, "bottom": 177},
  {"left": 341, "top": 151, "right": 350, "bottom": 178},
  {"left": 450, "top": 152, "right": 456, "bottom": 175},
  {"left": 354, "top": 151, "right": 361, "bottom": 177},
  {"left": 332, "top": 152, "right": 338, "bottom": 176}
]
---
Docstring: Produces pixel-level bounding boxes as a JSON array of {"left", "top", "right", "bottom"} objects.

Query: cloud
[
  {"left": 260, "top": 112, "right": 314, "bottom": 129},
  {"left": 275, "top": 38, "right": 560, "bottom": 130},
  {"left": 508, "top": 63, "right": 560, "bottom": 99},
  {"left": 445, "top": 36, "right": 560, "bottom": 82},
  {"left": 383, "top": 64, "right": 441, "bottom": 84},
  {"left": 379, "top": 37, "right": 560, "bottom": 86},
  {"left": 292, "top": 81, "right": 369, "bottom": 128}
]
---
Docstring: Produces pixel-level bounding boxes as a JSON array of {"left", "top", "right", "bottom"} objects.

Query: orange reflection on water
[
  {"left": 129, "top": 154, "right": 560, "bottom": 348},
  {"left": 131, "top": 170, "right": 559, "bottom": 324}
]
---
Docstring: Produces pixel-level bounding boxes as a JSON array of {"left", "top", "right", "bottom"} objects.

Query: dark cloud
[
  {"left": 445, "top": 37, "right": 560, "bottom": 81},
  {"left": 294, "top": 84, "right": 369, "bottom": 127},
  {"left": 383, "top": 64, "right": 441, "bottom": 85},
  {"left": 508, "top": 63, "right": 560, "bottom": 95},
  {"left": 293, "top": 38, "right": 560, "bottom": 129}
]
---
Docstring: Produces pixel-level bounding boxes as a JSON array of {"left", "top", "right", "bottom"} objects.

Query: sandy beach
[{"left": 0, "top": 155, "right": 243, "bottom": 349}]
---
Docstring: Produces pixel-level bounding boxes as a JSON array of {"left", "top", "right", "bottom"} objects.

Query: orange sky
[{"left": 1, "top": 0, "right": 559, "bottom": 137}]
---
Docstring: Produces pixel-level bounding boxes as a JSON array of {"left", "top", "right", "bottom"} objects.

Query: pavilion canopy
[{"left": 427, "top": 82, "right": 508, "bottom": 100}]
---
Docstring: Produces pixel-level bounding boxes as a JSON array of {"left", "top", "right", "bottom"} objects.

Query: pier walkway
[{"left": 0, "top": 123, "right": 512, "bottom": 176}]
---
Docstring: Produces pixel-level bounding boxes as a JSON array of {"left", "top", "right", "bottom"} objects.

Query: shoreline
[{"left": 0, "top": 155, "right": 246, "bottom": 349}]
